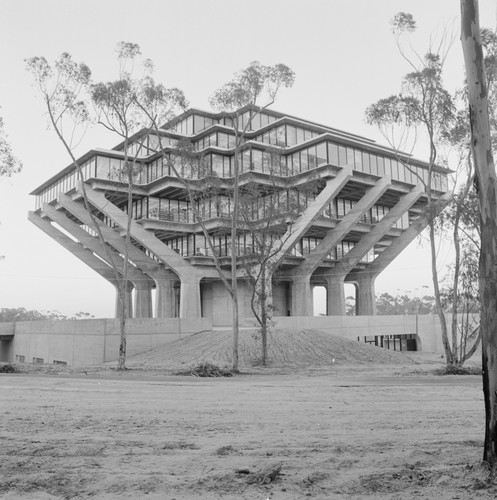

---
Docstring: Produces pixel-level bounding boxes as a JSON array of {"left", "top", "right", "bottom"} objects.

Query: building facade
[{"left": 29, "top": 107, "right": 449, "bottom": 325}]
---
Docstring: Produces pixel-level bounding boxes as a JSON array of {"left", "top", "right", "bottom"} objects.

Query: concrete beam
[
  {"left": 58, "top": 194, "right": 171, "bottom": 279},
  {"left": 291, "top": 176, "right": 391, "bottom": 276},
  {"left": 59, "top": 194, "right": 179, "bottom": 318},
  {"left": 332, "top": 184, "right": 424, "bottom": 277},
  {"left": 271, "top": 166, "right": 352, "bottom": 266},
  {"left": 364, "top": 192, "right": 452, "bottom": 276},
  {"left": 42, "top": 203, "right": 154, "bottom": 291},
  {"left": 28, "top": 211, "right": 133, "bottom": 318},
  {"left": 79, "top": 184, "right": 192, "bottom": 276}
]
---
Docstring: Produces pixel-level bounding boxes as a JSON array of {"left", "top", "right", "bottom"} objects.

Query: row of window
[
  {"left": 189, "top": 124, "right": 321, "bottom": 151},
  {"left": 164, "top": 233, "right": 376, "bottom": 263},
  {"left": 125, "top": 134, "right": 177, "bottom": 157},
  {"left": 168, "top": 111, "right": 282, "bottom": 137},
  {"left": 127, "top": 191, "right": 410, "bottom": 233},
  {"left": 36, "top": 138, "right": 448, "bottom": 208},
  {"left": 169, "top": 114, "right": 218, "bottom": 135},
  {"left": 322, "top": 198, "right": 410, "bottom": 230}
]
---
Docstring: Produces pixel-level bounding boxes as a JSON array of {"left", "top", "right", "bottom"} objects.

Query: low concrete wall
[
  {"left": 0, "top": 317, "right": 212, "bottom": 367},
  {"left": 0, "top": 313, "right": 457, "bottom": 367},
  {"left": 273, "top": 314, "right": 444, "bottom": 353}
]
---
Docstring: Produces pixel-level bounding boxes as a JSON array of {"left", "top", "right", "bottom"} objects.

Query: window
[
  {"left": 316, "top": 143, "right": 327, "bottom": 166},
  {"left": 287, "top": 125, "right": 297, "bottom": 146}
]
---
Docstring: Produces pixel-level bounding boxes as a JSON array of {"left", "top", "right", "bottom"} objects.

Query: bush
[
  {"left": 434, "top": 365, "right": 482, "bottom": 376},
  {"left": 0, "top": 363, "right": 19, "bottom": 374},
  {"left": 177, "top": 362, "right": 234, "bottom": 377}
]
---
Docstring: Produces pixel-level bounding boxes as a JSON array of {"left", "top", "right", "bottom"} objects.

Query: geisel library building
[{"left": 0, "top": 106, "right": 450, "bottom": 366}]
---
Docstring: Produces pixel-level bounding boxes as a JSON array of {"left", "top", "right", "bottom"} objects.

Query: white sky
[{"left": 0, "top": 0, "right": 493, "bottom": 318}]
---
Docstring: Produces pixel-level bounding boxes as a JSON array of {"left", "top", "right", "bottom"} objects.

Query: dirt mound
[{"left": 126, "top": 328, "right": 412, "bottom": 372}]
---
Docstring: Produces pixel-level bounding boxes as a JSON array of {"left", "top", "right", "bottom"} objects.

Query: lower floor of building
[{"left": 117, "top": 275, "right": 377, "bottom": 325}]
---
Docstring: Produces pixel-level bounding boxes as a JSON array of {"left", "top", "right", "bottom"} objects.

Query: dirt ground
[{"left": 0, "top": 357, "right": 494, "bottom": 499}]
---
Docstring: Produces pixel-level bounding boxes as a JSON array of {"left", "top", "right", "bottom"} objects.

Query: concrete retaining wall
[
  {"left": 273, "top": 314, "right": 444, "bottom": 352},
  {"left": 0, "top": 317, "right": 211, "bottom": 367},
  {"left": 0, "top": 313, "right": 460, "bottom": 367}
]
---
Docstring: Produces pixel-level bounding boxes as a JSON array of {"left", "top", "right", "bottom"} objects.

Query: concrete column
[
  {"left": 179, "top": 275, "right": 202, "bottom": 318},
  {"left": 134, "top": 283, "right": 153, "bottom": 318},
  {"left": 291, "top": 276, "right": 313, "bottom": 316},
  {"left": 115, "top": 285, "right": 133, "bottom": 318},
  {"left": 354, "top": 273, "right": 377, "bottom": 316},
  {"left": 156, "top": 278, "right": 176, "bottom": 318},
  {"left": 325, "top": 276, "right": 345, "bottom": 316}
]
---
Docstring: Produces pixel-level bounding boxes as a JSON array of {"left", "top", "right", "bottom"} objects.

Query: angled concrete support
[
  {"left": 28, "top": 211, "right": 132, "bottom": 320},
  {"left": 272, "top": 167, "right": 352, "bottom": 266},
  {"left": 295, "top": 177, "right": 391, "bottom": 276},
  {"left": 80, "top": 185, "right": 190, "bottom": 272},
  {"left": 291, "top": 276, "right": 313, "bottom": 316},
  {"left": 324, "top": 275, "right": 346, "bottom": 316},
  {"left": 42, "top": 203, "right": 154, "bottom": 318},
  {"left": 59, "top": 194, "right": 179, "bottom": 317},
  {"left": 366, "top": 193, "right": 452, "bottom": 277},
  {"left": 335, "top": 185, "right": 424, "bottom": 275},
  {"left": 79, "top": 185, "right": 211, "bottom": 319}
]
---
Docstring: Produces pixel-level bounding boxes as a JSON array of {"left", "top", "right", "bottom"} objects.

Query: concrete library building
[{"left": 1, "top": 106, "right": 450, "bottom": 366}]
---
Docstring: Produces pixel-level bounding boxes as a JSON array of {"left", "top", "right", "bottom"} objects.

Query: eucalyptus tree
[
  {"left": 0, "top": 112, "right": 22, "bottom": 260},
  {"left": 237, "top": 167, "right": 318, "bottom": 365},
  {"left": 146, "top": 62, "right": 294, "bottom": 371},
  {"left": 26, "top": 51, "right": 135, "bottom": 369},
  {"left": 90, "top": 42, "right": 186, "bottom": 369},
  {"left": 460, "top": 0, "right": 497, "bottom": 467},
  {"left": 0, "top": 113, "right": 22, "bottom": 178},
  {"left": 27, "top": 46, "right": 186, "bottom": 370},
  {"left": 364, "top": 12, "right": 473, "bottom": 366},
  {"left": 207, "top": 62, "right": 295, "bottom": 371}
]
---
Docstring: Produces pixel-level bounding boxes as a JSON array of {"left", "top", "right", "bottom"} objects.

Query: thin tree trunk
[
  {"left": 117, "top": 140, "right": 132, "bottom": 370},
  {"left": 231, "top": 138, "right": 240, "bottom": 373},
  {"left": 429, "top": 218, "right": 453, "bottom": 364},
  {"left": 461, "top": 0, "right": 497, "bottom": 466},
  {"left": 260, "top": 265, "right": 268, "bottom": 365}
]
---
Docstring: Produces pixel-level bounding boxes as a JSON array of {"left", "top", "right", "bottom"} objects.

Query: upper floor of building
[{"left": 31, "top": 105, "right": 450, "bottom": 210}]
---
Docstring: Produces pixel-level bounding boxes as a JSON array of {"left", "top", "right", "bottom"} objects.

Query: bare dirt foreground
[{"left": 0, "top": 332, "right": 494, "bottom": 499}]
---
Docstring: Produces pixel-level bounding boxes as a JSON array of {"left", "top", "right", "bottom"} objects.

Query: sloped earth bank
[
  {"left": 0, "top": 368, "right": 493, "bottom": 498},
  {"left": 115, "top": 329, "right": 417, "bottom": 375}
]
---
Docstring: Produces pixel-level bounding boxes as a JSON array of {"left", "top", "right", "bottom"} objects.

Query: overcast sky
[{"left": 0, "top": 0, "right": 493, "bottom": 317}]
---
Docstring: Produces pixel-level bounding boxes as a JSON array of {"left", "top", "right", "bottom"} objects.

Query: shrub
[
  {"left": 177, "top": 362, "right": 234, "bottom": 377},
  {"left": 434, "top": 365, "right": 482, "bottom": 376},
  {"left": 0, "top": 363, "right": 19, "bottom": 374}
]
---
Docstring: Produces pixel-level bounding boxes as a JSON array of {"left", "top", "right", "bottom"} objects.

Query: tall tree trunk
[
  {"left": 231, "top": 144, "right": 240, "bottom": 373},
  {"left": 429, "top": 217, "right": 453, "bottom": 364},
  {"left": 461, "top": 0, "right": 497, "bottom": 466}
]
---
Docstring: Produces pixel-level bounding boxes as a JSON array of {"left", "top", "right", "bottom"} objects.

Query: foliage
[
  {"left": 90, "top": 42, "right": 186, "bottom": 370},
  {"left": 0, "top": 307, "right": 94, "bottom": 322},
  {"left": 376, "top": 293, "right": 436, "bottom": 315},
  {"left": 238, "top": 173, "right": 319, "bottom": 364},
  {"left": 365, "top": 12, "right": 481, "bottom": 367},
  {"left": 182, "top": 362, "right": 234, "bottom": 378},
  {"left": 0, "top": 364, "right": 19, "bottom": 374},
  {"left": 433, "top": 364, "right": 482, "bottom": 376},
  {"left": 0, "top": 113, "right": 22, "bottom": 178},
  {"left": 26, "top": 44, "right": 186, "bottom": 371},
  {"left": 209, "top": 61, "right": 294, "bottom": 112},
  {"left": 25, "top": 53, "right": 92, "bottom": 149},
  {"left": 164, "top": 62, "right": 294, "bottom": 371}
]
